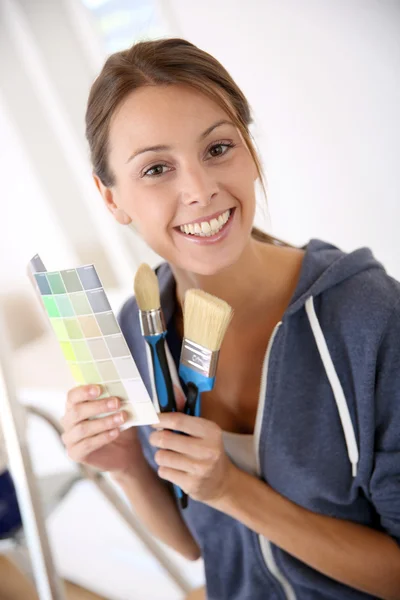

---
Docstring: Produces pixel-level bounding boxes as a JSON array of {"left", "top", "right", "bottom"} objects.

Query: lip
[
  {"left": 174, "top": 208, "right": 236, "bottom": 245},
  {"left": 174, "top": 208, "right": 233, "bottom": 229}
]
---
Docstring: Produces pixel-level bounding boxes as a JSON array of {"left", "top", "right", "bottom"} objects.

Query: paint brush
[
  {"left": 134, "top": 264, "right": 187, "bottom": 507},
  {"left": 179, "top": 289, "right": 233, "bottom": 420}
]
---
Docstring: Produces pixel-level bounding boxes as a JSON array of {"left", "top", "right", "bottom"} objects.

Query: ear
[{"left": 92, "top": 174, "right": 132, "bottom": 225}]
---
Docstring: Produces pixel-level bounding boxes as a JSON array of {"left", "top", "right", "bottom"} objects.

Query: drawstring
[{"left": 305, "top": 297, "right": 359, "bottom": 477}]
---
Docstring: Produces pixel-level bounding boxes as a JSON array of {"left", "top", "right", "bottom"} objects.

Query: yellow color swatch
[
  {"left": 68, "top": 363, "right": 85, "bottom": 384},
  {"left": 60, "top": 341, "right": 76, "bottom": 362},
  {"left": 51, "top": 319, "right": 69, "bottom": 341}
]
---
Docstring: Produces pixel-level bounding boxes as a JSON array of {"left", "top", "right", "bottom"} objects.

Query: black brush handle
[
  {"left": 184, "top": 382, "right": 199, "bottom": 418},
  {"left": 173, "top": 382, "right": 200, "bottom": 510},
  {"left": 151, "top": 338, "right": 188, "bottom": 509},
  {"left": 152, "top": 339, "right": 177, "bottom": 412}
]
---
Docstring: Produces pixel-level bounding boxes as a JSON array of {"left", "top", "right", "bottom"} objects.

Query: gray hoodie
[{"left": 119, "top": 239, "right": 400, "bottom": 600}]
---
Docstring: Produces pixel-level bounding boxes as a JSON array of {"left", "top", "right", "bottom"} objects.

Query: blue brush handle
[
  {"left": 146, "top": 334, "right": 187, "bottom": 508},
  {"left": 177, "top": 366, "right": 215, "bottom": 508},
  {"left": 179, "top": 364, "right": 215, "bottom": 418},
  {"left": 147, "top": 335, "right": 176, "bottom": 412}
]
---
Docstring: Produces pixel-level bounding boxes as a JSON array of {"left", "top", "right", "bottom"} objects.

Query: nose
[{"left": 179, "top": 164, "right": 219, "bottom": 207}]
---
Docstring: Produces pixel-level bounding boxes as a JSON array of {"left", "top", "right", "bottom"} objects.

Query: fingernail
[
  {"left": 109, "top": 429, "right": 118, "bottom": 438},
  {"left": 114, "top": 413, "right": 124, "bottom": 424},
  {"left": 107, "top": 398, "right": 118, "bottom": 410},
  {"left": 90, "top": 385, "right": 100, "bottom": 398}
]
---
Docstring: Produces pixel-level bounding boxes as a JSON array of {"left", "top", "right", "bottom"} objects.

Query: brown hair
[{"left": 85, "top": 38, "right": 291, "bottom": 247}]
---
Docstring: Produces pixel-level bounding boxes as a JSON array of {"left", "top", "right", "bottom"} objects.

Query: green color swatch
[
  {"left": 63, "top": 318, "right": 84, "bottom": 340},
  {"left": 55, "top": 295, "right": 75, "bottom": 317},
  {"left": 43, "top": 296, "right": 60, "bottom": 318},
  {"left": 47, "top": 272, "right": 66, "bottom": 294}
]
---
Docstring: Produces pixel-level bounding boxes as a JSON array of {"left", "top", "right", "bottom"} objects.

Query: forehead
[{"left": 108, "top": 84, "right": 231, "bottom": 154}]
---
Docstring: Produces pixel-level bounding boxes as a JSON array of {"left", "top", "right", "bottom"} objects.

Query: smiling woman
[
  {"left": 59, "top": 37, "right": 400, "bottom": 600},
  {"left": 85, "top": 40, "right": 288, "bottom": 261}
]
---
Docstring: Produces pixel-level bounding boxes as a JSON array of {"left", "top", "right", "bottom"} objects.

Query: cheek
[
  {"left": 222, "top": 167, "right": 256, "bottom": 216},
  {"left": 129, "top": 191, "right": 177, "bottom": 253},
  {"left": 119, "top": 180, "right": 174, "bottom": 226}
]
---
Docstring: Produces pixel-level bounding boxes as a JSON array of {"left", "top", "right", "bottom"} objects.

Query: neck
[{"left": 171, "top": 237, "right": 303, "bottom": 327}]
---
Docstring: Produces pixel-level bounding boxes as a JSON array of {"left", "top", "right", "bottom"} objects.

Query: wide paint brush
[
  {"left": 179, "top": 289, "right": 233, "bottom": 421},
  {"left": 134, "top": 264, "right": 187, "bottom": 508}
]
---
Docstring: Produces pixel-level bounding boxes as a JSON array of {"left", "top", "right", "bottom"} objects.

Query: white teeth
[
  {"left": 210, "top": 218, "right": 219, "bottom": 232},
  {"left": 179, "top": 209, "right": 231, "bottom": 236}
]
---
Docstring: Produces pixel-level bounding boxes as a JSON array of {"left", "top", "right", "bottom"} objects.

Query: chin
[{"left": 178, "top": 247, "right": 244, "bottom": 277}]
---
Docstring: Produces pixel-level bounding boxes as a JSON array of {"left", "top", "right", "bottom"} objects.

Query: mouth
[{"left": 174, "top": 208, "right": 234, "bottom": 238}]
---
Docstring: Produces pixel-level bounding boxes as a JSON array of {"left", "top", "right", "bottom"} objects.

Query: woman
[{"left": 61, "top": 39, "right": 400, "bottom": 599}]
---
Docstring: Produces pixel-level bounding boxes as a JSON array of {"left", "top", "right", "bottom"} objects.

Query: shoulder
[
  {"left": 323, "top": 264, "right": 400, "bottom": 337},
  {"left": 118, "top": 294, "right": 138, "bottom": 329},
  {"left": 117, "top": 294, "right": 142, "bottom": 360}
]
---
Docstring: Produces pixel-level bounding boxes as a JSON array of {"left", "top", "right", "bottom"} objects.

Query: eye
[
  {"left": 207, "top": 142, "right": 234, "bottom": 159},
  {"left": 142, "top": 164, "right": 170, "bottom": 177}
]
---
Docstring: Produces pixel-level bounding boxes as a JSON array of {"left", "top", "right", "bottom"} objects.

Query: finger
[
  {"left": 67, "top": 427, "right": 120, "bottom": 463},
  {"left": 155, "top": 449, "right": 208, "bottom": 476},
  {"left": 67, "top": 384, "right": 102, "bottom": 407},
  {"left": 152, "top": 412, "right": 220, "bottom": 438},
  {"left": 157, "top": 466, "right": 191, "bottom": 492},
  {"left": 62, "top": 396, "right": 121, "bottom": 431},
  {"left": 149, "top": 429, "right": 216, "bottom": 461},
  {"left": 62, "top": 409, "right": 127, "bottom": 447}
]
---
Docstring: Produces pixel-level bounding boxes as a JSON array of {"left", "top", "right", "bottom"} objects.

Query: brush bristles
[
  {"left": 183, "top": 289, "right": 233, "bottom": 352},
  {"left": 134, "top": 264, "right": 161, "bottom": 311}
]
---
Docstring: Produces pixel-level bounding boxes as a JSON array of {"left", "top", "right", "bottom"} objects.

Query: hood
[{"left": 286, "top": 239, "right": 384, "bottom": 317}]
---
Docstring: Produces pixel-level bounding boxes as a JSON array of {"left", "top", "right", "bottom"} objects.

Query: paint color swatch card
[{"left": 28, "top": 254, "right": 159, "bottom": 429}]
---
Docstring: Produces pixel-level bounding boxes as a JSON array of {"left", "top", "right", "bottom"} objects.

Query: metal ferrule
[
  {"left": 180, "top": 339, "right": 219, "bottom": 378},
  {"left": 139, "top": 309, "right": 166, "bottom": 337}
]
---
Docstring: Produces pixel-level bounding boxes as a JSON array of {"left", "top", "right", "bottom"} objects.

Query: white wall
[
  {"left": 2, "top": 0, "right": 398, "bottom": 314},
  {"left": 168, "top": 0, "right": 400, "bottom": 279},
  {"left": 0, "top": 0, "right": 158, "bottom": 349}
]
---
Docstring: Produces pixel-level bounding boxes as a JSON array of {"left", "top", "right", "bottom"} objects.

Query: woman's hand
[
  {"left": 149, "top": 411, "right": 237, "bottom": 504},
  {"left": 61, "top": 384, "right": 144, "bottom": 476}
]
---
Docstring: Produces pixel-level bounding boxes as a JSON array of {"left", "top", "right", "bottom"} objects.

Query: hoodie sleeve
[{"left": 369, "top": 300, "right": 400, "bottom": 546}]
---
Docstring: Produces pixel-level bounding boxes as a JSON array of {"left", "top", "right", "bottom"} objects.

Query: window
[{"left": 81, "top": 0, "right": 170, "bottom": 54}]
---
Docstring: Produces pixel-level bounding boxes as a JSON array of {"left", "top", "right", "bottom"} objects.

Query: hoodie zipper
[{"left": 254, "top": 321, "right": 297, "bottom": 600}]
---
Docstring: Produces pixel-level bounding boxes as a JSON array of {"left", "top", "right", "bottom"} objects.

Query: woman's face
[{"left": 104, "top": 84, "right": 258, "bottom": 275}]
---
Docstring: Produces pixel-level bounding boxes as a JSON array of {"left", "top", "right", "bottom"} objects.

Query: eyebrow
[{"left": 126, "top": 119, "right": 235, "bottom": 163}]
